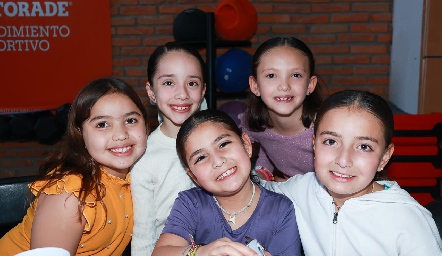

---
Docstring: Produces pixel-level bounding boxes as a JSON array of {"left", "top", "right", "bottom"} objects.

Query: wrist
[
  {"left": 254, "top": 166, "right": 274, "bottom": 181},
  {"left": 186, "top": 244, "right": 202, "bottom": 256}
]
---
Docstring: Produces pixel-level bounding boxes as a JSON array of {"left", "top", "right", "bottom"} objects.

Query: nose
[
  {"left": 174, "top": 85, "right": 190, "bottom": 100},
  {"left": 112, "top": 124, "right": 129, "bottom": 141},
  {"left": 278, "top": 78, "right": 291, "bottom": 91},
  {"left": 212, "top": 154, "right": 226, "bottom": 168},
  {"left": 335, "top": 146, "right": 353, "bottom": 168}
]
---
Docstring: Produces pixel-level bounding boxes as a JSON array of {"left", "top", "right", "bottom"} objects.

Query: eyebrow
[
  {"left": 187, "top": 133, "right": 231, "bottom": 162},
  {"left": 319, "top": 131, "right": 379, "bottom": 143},
  {"left": 89, "top": 111, "right": 141, "bottom": 123},
  {"left": 157, "top": 74, "right": 202, "bottom": 81},
  {"left": 260, "top": 66, "right": 306, "bottom": 74},
  {"left": 157, "top": 74, "right": 174, "bottom": 80}
]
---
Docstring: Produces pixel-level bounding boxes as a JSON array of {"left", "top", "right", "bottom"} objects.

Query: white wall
[{"left": 389, "top": 0, "right": 424, "bottom": 114}]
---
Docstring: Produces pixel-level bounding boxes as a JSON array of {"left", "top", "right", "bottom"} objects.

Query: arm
[
  {"left": 31, "top": 190, "right": 86, "bottom": 255},
  {"left": 153, "top": 234, "right": 259, "bottom": 256},
  {"left": 396, "top": 207, "right": 442, "bottom": 255},
  {"left": 131, "top": 167, "right": 157, "bottom": 255}
]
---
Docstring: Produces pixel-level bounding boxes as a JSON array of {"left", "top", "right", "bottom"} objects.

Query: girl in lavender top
[
  {"left": 239, "top": 37, "right": 323, "bottom": 181},
  {"left": 152, "top": 109, "right": 301, "bottom": 256}
]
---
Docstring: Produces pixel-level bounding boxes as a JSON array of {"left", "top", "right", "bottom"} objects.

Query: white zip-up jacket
[{"left": 263, "top": 172, "right": 442, "bottom": 256}]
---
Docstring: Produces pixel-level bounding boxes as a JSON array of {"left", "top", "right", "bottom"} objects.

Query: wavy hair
[{"left": 32, "top": 77, "right": 149, "bottom": 219}]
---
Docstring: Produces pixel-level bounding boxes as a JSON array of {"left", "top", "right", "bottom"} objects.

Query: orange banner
[{"left": 0, "top": 0, "right": 112, "bottom": 113}]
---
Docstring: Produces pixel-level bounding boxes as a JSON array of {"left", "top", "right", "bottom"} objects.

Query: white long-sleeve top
[
  {"left": 130, "top": 125, "right": 196, "bottom": 255},
  {"left": 262, "top": 172, "right": 442, "bottom": 256}
]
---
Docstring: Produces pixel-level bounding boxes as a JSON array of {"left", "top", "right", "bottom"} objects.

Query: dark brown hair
[
  {"left": 314, "top": 90, "right": 394, "bottom": 180},
  {"left": 33, "top": 77, "right": 149, "bottom": 218},
  {"left": 245, "top": 37, "right": 323, "bottom": 131}
]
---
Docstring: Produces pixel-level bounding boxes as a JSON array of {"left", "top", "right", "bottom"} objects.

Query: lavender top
[
  {"left": 162, "top": 185, "right": 301, "bottom": 256},
  {"left": 238, "top": 113, "right": 314, "bottom": 176}
]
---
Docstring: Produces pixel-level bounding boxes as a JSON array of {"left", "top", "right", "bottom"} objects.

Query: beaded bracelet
[
  {"left": 186, "top": 244, "right": 202, "bottom": 256},
  {"left": 182, "top": 244, "right": 193, "bottom": 256},
  {"left": 184, "top": 234, "right": 203, "bottom": 256},
  {"left": 254, "top": 166, "right": 274, "bottom": 181}
]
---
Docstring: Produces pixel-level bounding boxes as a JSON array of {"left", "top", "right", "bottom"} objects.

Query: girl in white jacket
[{"left": 263, "top": 90, "right": 442, "bottom": 255}]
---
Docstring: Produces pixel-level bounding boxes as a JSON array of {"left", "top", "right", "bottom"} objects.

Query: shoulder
[
  {"left": 146, "top": 127, "right": 174, "bottom": 147},
  {"left": 238, "top": 112, "right": 248, "bottom": 130},
  {"left": 178, "top": 187, "right": 210, "bottom": 202},
  {"left": 30, "top": 173, "right": 83, "bottom": 197},
  {"left": 260, "top": 185, "right": 294, "bottom": 206}
]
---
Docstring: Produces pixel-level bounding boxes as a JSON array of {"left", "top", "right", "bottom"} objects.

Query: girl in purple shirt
[
  {"left": 240, "top": 37, "right": 323, "bottom": 181},
  {"left": 152, "top": 109, "right": 301, "bottom": 256}
]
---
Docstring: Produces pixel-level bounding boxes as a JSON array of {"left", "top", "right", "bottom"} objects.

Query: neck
[
  {"left": 268, "top": 109, "right": 305, "bottom": 136},
  {"left": 330, "top": 181, "right": 375, "bottom": 209},
  {"left": 159, "top": 120, "right": 180, "bottom": 139},
  {"left": 213, "top": 180, "right": 255, "bottom": 210}
]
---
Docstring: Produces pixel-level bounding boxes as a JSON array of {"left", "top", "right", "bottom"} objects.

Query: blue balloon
[{"left": 215, "top": 48, "right": 252, "bottom": 93}]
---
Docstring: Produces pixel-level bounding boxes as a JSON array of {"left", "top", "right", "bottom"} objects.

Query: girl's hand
[{"left": 197, "top": 237, "right": 261, "bottom": 256}]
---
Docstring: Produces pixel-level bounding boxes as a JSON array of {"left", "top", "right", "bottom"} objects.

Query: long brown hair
[
  {"left": 32, "top": 77, "right": 149, "bottom": 218},
  {"left": 246, "top": 37, "right": 323, "bottom": 131}
]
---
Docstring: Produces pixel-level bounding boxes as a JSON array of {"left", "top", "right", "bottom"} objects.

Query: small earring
[{"left": 307, "top": 91, "right": 310, "bottom": 95}]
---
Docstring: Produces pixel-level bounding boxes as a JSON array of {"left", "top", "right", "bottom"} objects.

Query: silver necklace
[{"left": 213, "top": 181, "right": 256, "bottom": 225}]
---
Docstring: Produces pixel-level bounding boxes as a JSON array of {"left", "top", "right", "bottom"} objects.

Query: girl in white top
[
  {"left": 130, "top": 42, "right": 206, "bottom": 255},
  {"left": 263, "top": 90, "right": 442, "bottom": 255}
]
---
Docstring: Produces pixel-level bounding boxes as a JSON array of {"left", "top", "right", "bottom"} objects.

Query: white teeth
[
  {"left": 276, "top": 97, "right": 292, "bottom": 101},
  {"left": 173, "top": 106, "right": 189, "bottom": 111},
  {"left": 332, "top": 171, "right": 353, "bottom": 178},
  {"left": 111, "top": 146, "right": 131, "bottom": 153},
  {"left": 217, "top": 167, "right": 235, "bottom": 180}
]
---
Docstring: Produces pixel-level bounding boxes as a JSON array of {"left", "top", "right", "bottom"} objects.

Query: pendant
[{"left": 228, "top": 215, "right": 236, "bottom": 225}]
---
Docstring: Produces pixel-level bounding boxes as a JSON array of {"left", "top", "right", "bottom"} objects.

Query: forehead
[
  {"left": 185, "top": 122, "right": 234, "bottom": 145},
  {"left": 156, "top": 51, "right": 202, "bottom": 72},
  {"left": 90, "top": 93, "right": 138, "bottom": 115},
  {"left": 317, "top": 107, "right": 385, "bottom": 139},
  {"left": 258, "top": 46, "right": 309, "bottom": 68}
]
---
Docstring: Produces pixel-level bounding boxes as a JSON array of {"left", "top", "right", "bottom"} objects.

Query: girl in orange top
[{"left": 0, "top": 77, "right": 149, "bottom": 255}]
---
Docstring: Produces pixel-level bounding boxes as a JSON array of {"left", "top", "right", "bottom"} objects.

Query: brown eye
[
  {"left": 125, "top": 118, "right": 138, "bottom": 125},
  {"left": 96, "top": 122, "right": 108, "bottom": 128}
]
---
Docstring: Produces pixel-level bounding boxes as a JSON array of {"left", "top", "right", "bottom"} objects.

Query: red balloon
[{"left": 214, "top": 0, "right": 258, "bottom": 41}]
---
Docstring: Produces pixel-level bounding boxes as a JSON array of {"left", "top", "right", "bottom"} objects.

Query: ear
[
  {"left": 378, "top": 143, "right": 394, "bottom": 172},
  {"left": 199, "top": 83, "right": 207, "bottom": 105},
  {"left": 241, "top": 132, "right": 253, "bottom": 158},
  {"left": 307, "top": 76, "right": 317, "bottom": 95},
  {"left": 201, "top": 82, "right": 207, "bottom": 98},
  {"left": 312, "top": 134, "right": 316, "bottom": 151},
  {"left": 146, "top": 82, "right": 156, "bottom": 104},
  {"left": 249, "top": 76, "right": 260, "bottom": 97},
  {"left": 186, "top": 168, "right": 200, "bottom": 186}
]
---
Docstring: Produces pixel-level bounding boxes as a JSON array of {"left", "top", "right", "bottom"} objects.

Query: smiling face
[
  {"left": 313, "top": 107, "right": 393, "bottom": 201},
  {"left": 249, "top": 45, "right": 317, "bottom": 119},
  {"left": 82, "top": 93, "right": 147, "bottom": 178},
  {"left": 184, "top": 122, "right": 252, "bottom": 197},
  {"left": 147, "top": 50, "right": 206, "bottom": 137}
]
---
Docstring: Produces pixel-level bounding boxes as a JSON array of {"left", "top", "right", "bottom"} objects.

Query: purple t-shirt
[
  {"left": 238, "top": 113, "right": 314, "bottom": 176},
  {"left": 162, "top": 184, "right": 301, "bottom": 256}
]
